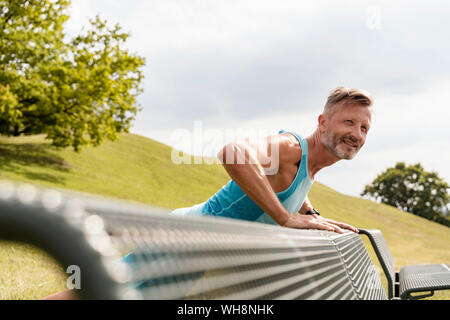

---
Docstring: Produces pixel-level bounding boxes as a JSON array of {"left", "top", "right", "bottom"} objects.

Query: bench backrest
[
  {"left": 0, "top": 182, "right": 387, "bottom": 300},
  {"left": 99, "top": 210, "right": 388, "bottom": 300},
  {"left": 330, "top": 231, "right": 387, "bottom": 300},
  {"left": 0, "top": 182, "right": 121, "bottom": 299},
  {"left": 359, "top": 229, "right": 396, "bottom": 299}
]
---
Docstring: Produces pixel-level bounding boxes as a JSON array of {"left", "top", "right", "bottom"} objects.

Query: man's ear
[{"left": 318, "top": 114, "right": 327, "bottom": 133}]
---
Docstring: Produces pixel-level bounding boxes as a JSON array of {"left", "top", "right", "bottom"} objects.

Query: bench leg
[{"left": 394, "top": 272, "right": 400, "bottom": 299}]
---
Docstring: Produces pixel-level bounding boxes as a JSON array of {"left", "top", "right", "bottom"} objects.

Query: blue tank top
[{"left": 200, "top": 130, "right": 314, "bottom": 225}]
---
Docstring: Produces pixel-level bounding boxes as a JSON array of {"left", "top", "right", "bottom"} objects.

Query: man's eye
[
  {"left": 345, "top": 120, "right": 353, "bottom": 124},
  {"left": 361, "top": 126, "right": 367, "bottom": 132}
]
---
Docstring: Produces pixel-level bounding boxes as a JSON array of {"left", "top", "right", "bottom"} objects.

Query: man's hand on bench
[{"left": 282, "top": 213, "right": 359, "bottom": 234}]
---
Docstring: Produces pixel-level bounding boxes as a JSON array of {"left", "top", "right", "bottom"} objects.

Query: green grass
[
  {"left": 0, "top": 242, "right": 66, "bottom": 299},
  {"left": 0, "top": 133, "right": 229, "bottom": 209},
  {"left": 0, "top": 133, "right": 449, "bottom": 299}
]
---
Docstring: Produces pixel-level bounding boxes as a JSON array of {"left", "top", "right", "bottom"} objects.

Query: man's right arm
[
  {"left": 217, "top": 135, "right": 292, "bottom": 226},
  {"left": 217, "top": 135, "right": 345, "bottom": 233}
]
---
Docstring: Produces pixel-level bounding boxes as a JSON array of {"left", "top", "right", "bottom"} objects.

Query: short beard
[{"left": 320, "top": 130, "right": 358, "bottom": 160}]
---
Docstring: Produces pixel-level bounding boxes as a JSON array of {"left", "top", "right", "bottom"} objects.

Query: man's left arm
[
  {"left": 298, "top": 196, "right": 314, "bottom": 214},
  {"left": 298, "top": 196, "right": 359, "bottom": 233}
]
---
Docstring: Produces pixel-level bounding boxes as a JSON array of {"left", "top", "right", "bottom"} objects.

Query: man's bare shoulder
[
  {"left": 221, "top": 133, "right": 303, "bottom": 175},
  {"left": 259, "top": 133, "right": 303, "bottom": 179},
  {"left": 276, "top": 133, "right": 303, "bottom": 165},
  {"left": 238, "top": 133, "right": 302, "bottom": 161}
]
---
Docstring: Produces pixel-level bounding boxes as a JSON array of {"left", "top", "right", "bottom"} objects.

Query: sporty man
[
  {"left": 170, "top": 86, "right": 373, "bottom": 234},
  {"left": 43, "top": 86, "right": 373, "bottom": 299}
]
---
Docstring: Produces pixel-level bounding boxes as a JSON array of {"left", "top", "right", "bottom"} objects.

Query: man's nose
[{"left": 351, "top": 127, "right": 364, "bottom": 142}]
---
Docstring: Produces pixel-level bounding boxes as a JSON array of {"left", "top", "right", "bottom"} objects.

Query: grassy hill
[{"left": 0, "top": 133, "right": 449, "bottom": 299}]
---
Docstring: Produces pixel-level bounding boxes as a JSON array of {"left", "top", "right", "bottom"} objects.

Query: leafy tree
[
  {"left": 0, "top": 0, "right": 145, "bottom": 151},
  {"left": 361, "top": 162, "right": 450, "bottom": 226}
]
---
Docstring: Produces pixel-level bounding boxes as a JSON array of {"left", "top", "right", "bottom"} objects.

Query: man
[
  {"left": 171, "top": 86, "right": 373, "bottom": 233},
  {"left": 44, "top": 86, "right": 372, "bottom": 299}
]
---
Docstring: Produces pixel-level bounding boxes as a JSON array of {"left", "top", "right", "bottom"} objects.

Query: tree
[
  {"left": 0, "top": 0, "right": 145, "bottom": 151},
  {"left": 361, "top": 162, "right": 450, "bottom": 226}
]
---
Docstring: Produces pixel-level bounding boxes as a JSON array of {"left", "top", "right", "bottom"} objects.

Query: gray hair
[{"left": 323, "top": 86, "right": 373, "bottom": 117}]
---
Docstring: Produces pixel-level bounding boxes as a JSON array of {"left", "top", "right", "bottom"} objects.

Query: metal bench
[
  {"left": 0, "top": 181, "right": 444, "bottom": 300},
  {"left": 359, "top": 229, "right": 450, "bottom": 299}
]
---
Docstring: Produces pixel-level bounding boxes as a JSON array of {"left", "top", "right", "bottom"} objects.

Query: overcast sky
[{"left": 67, "top": 0, "right": 450, "bottom": 198}]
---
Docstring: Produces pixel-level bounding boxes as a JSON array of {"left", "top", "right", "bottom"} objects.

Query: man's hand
[{"left": 281, "top": 213, "right": 359, "bottom": 234}]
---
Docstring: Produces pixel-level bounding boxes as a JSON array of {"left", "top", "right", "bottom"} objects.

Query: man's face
[{"left": 319, "top": 102, "right": 372, "bottom": 160}]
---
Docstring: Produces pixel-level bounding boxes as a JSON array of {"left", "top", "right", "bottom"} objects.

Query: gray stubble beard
[{"left": 320, "top": 129, "right": 358, "bottom": 160}]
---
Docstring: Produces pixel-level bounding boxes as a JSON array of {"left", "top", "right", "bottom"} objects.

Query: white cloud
[{"left": 65, "top": 0, "right": 95, "bottom": 36}]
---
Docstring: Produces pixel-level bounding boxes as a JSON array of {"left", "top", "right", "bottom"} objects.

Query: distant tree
[
  {"left": 361, "top": 162, "right": 450, "bottom": 226},
  {"left": 0, "top": 0, "right": 145, "bottom": 151}
]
